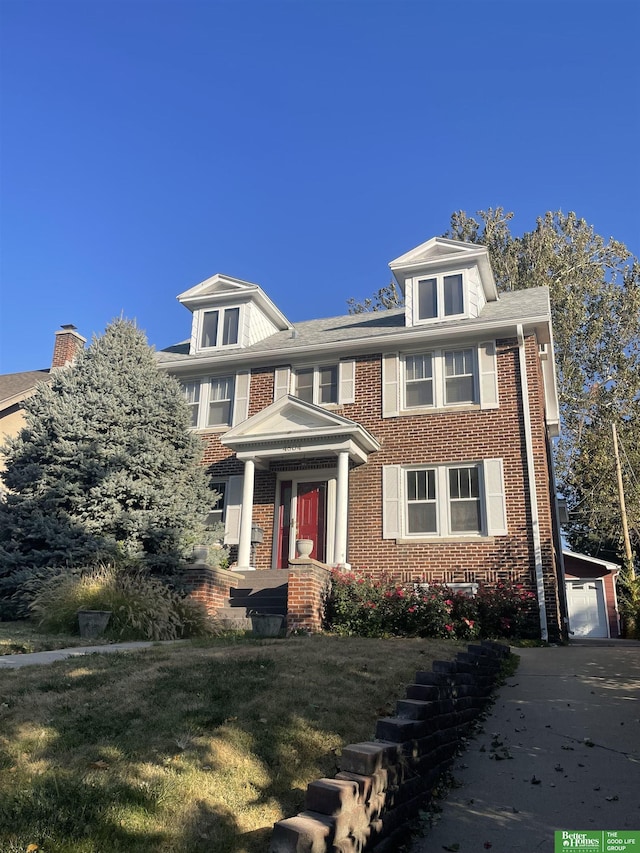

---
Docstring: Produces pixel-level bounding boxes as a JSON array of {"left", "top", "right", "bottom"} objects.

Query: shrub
[
  {"left": 30, "top": 565, "right": 218, "bottom": 640},
  {"left": 476, "top": 580, "right": 539, "bottom": 639},
  {"left": 325, "top": 570, "right": 539, "bottom": 639},
  {"left": 325, "top": 571, "right": 480, "bottom": 639}
]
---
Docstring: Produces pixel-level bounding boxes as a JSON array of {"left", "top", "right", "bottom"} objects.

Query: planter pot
[
  {"left": 77, "top": 610, "right": 112, "bottom": 639},
  {"left": 250, "top": 613, "right": 285, "bottom": 638},
  {"left": 296, "top": 538, "right": 314, "bottom": 558},
  {"left": 192, "top": 545, "right": 209, "bottom": 563}
]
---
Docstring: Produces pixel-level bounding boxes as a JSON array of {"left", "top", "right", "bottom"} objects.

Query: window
[
  {"left": 403, "top": 348, "right": 477, "bottom": 410},
  {"left": 181, "top": 376, "right": 237, "bottom": 429},
  {"left": 415, "top": 272, "right": 464, "bottom": 321},
  {"left": 199, "top": 307, "right": 240, "bottom": 349},
  {"left": 405, "top": 465, "right": 481, "bottom": 536},
  {"left": 182, "top": 380, "right": 200, "bottom": 427},
  {"left": 206, "top": 480, "right": 227, "bottom": 528},
  {"left": 444, "top": 348, "right": 475, "bottom": 404},
  {"left": 382, "top": 459, "right": 507, "bottom": 540},
  {"left": 293, "top": 365, "right": 338, "bottom": 405},
  {"left": 405, "top": 354, "right": 433, "bottom": 407}
]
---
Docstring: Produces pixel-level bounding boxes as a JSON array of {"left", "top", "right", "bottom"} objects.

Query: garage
[{"left": 566, "top": 578, "right": 609, "bottom": 638}]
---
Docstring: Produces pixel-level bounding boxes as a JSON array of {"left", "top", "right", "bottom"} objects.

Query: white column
[
  {"left": 334, "top": 451, "right": 349, "bottom": 566},
  {"left": 237, "top": 457, "right": 256, "bottom": 570}
]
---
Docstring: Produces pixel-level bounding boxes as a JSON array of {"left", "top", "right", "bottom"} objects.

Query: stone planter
[
  {"left": 77, "top": 610, "right": 112, "bottom": 639},
  {"left": 250, "top": 613, "right": 285, "bottom": 638},
  {"left": 296, "top": 538, "right": 314, "bottom": 558}
]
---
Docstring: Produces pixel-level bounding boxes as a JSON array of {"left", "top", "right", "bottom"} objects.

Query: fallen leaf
[
  {"left": 561, "top": 745, "right": 574, "bottom": 751},
  {"left": 442, "top": 845, "right": 460, "bottom": 852},
  {"left": 484, "top": 844, "right": 493, "bottom": 850},
  {"left": 531, "top": 776, "right": 542, "bottom": 785},
  {"left": 584, "top": 738, "right": 595, "bottom": 747},
  {"left": 593, "top": 786, "right": 601, "bottom": 791},
  {"left": 554, "top": 764, "right": 563, "bottom": 772},
  {"left": 26, "top": 846, "right": 39, "bottom": 852},
  {"left": 89, "top": 760, "right": 109, "bottom": 770},
  {"left": 605, "top": 795, "right": 619, "bottom": 802}
]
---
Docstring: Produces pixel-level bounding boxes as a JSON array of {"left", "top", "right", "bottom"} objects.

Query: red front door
[{"left": 277, "top": 480, "right": 327, "bottom": 567}]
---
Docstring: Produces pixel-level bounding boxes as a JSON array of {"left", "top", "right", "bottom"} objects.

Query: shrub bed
[{"left": 324, "top": 569, "right": 538, "bottom": 639}]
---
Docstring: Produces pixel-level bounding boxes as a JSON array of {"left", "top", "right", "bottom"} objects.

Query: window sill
[{"left": 190, "top": 426, "right": 231, "bottom": 434}]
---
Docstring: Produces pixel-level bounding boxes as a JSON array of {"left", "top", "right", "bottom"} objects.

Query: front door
[{"left": 277, "top": 480, "right": 327, "bottom": 567}]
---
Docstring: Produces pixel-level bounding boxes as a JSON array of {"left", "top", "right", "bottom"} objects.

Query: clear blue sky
[{"left": 1, "top": 0, "right": 638, "bottom": 374}]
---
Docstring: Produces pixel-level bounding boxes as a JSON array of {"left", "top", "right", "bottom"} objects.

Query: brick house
[
  {"left": 157, "top": 236, "right": 566, "bottom": 640},
  {"left": 0, "top": 326, "right": 85, "bottom": 494}
]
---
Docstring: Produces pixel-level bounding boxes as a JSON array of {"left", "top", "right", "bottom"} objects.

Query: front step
[
  {"left": 215, "top": 606, "right": 253, "bottom": 631},
  {"left": 228, "top": 569, "right": 288, "bottom": 616}
]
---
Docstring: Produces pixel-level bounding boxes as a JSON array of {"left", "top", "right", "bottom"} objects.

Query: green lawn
[{"left": 0, "top": 631, "right": 464, "bottom": 853}]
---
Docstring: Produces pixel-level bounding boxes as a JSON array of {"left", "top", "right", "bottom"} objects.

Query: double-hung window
[
  {"left": 416, "top": 272, "right": 464, "bottom": 321},
  {"left": 294, "top": 365, "right": 338, "bottom": 405},
  {"left": 200, "top": 307, "right": 240, "bottom": 349},
  {"left": 382, "top": 459, "right": 507, "bottom": 540},
  {"left": 180, "top": 376, "right": 236, "bottom": 429},
  {"left": 402, "top": 348, "right": 477, "bottom": 410},
  {"left": 206, "top": 480, "right": 227, "bottom": 528},
  {"left": 405, "top": 465, "right": 481, "bottom": 536}
]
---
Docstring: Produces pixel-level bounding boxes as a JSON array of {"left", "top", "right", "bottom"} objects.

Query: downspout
[{"left": 517, "top": 324, "right": 548, "bottom": 641}]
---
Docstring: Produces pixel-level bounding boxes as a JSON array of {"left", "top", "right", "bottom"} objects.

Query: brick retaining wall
[{"left": 270, "top": 641, "right": 510, "bottom": 853}]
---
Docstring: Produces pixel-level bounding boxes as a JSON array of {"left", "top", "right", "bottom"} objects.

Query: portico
[{"left": 221, "top": 395, "right": 380, "bottom": 570}]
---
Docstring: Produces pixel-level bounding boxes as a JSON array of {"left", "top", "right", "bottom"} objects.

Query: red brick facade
[{"left": 188, "top": 334, "right": 562, "bottom": 639}]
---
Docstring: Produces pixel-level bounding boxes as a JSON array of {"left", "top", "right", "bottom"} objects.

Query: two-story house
[{"left": 157, "top": 236, "right": 566, "bottom": 640}]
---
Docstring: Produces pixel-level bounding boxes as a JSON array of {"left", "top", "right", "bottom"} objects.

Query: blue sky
[{"left": 1, "top": 0, "right": 638, "bottom": 374}]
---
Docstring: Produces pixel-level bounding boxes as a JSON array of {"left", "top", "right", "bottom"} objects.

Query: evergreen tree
[{"left": 0, "top": 319, "right": 212, "bottom": 607}]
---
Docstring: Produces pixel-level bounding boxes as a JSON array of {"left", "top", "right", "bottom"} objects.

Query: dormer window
[
  {"left": 200, "top": 307, "right": 240, "bottom": 349},
  {"left": 416, "top": 272, "right": 464, "bottom": 321}
]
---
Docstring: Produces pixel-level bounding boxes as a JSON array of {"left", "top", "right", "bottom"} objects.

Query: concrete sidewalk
[
  {"left": 0, "top": 639, "right": 185, "bottom": 668},
  {"left": 410, "top": 641, "right": 640, "bottom": 853}
]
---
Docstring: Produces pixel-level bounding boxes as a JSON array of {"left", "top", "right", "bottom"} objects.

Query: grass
[
  {"left": 0, "top": 621, "right": 116, "bottom": 655},
  {"left": 0, "top": 631, "right": 466, "bottom": 853}
]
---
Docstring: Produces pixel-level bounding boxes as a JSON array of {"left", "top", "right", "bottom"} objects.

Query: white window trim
[
  {"left": 274, "top": 360, "right": 355, "bottom": 406},
  {"left": 383, "top": 341, "right": 498, "bottom": 418},
  {"left": 382, "top": 458, "right": 507, "bottom": 541},
  {"left": 412, "top": 267, "right": 467, "bottom": 324},
  {"left": 182, "top": 371, "right": 250, "bottom": 431},
  {"left": 401, "top": 347, "right": 479, "bottom": 411},
  {"left": 194, "top": 305, "right": 244, "bottom": 352}
]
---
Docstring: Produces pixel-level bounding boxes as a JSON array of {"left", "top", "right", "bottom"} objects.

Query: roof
[
  {"left": 157, "top": 286, "right": 552, "bottom": 371},
  {"left": 0, "top": 370, "right": 50, "bottom": 411}
]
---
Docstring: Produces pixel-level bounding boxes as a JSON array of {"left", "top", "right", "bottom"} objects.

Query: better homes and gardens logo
[{"left": 555, "top": 831, "right": 639, "bottom": 853}]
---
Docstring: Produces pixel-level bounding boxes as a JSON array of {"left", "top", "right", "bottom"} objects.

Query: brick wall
[
  {"left": 186, "top": 333, "right": 562, "bottom": 638},
  {"left": 270, "top": 641, "right": 510, "bottom": 853}
]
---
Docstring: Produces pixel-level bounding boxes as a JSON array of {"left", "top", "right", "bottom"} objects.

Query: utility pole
[{"left": 612, "top": 421, "right": 635, "bottom": 576}]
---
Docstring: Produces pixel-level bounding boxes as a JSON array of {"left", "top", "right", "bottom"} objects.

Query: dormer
[
  {"left": 177, "top": 274, "right": 292, "bottom": 355},
  {"left": 389, "top": 237, "right": 498, "bottom": 328}
]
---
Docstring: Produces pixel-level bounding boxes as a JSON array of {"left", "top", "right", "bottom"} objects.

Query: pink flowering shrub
[
  {"left": 476, "top": 580, "right": 539, "bottom": 638},
  {"left": 325, "top": 571, "right": 539, "bottom": 639}
]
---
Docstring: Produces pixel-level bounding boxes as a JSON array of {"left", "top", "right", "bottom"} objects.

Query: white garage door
[{"left": 566, "top": 579, "right": 608, "bottom": 638}]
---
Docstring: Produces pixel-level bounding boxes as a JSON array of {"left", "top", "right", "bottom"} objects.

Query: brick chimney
[{"left": 51, "top": 324, "right": 86, "bottom": 369}]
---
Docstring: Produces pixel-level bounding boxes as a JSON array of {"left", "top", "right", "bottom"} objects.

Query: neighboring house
[
  {"left": 158, "top": 236, "right": 566, "bottom": 640},
  {"left": 0, "top": 325, "right": 85, "bottom": 492},
  {"left": 564, "top": 549, "right": 620, "bottom": 638}
]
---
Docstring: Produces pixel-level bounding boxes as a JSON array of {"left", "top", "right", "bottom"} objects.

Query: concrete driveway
[{"left": 410, "top": 640, "right": 640, "bottom": 853}]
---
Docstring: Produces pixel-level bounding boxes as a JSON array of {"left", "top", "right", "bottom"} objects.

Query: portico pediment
[{"left": 221, "top": 395, "right": 380, "bottom": 466}]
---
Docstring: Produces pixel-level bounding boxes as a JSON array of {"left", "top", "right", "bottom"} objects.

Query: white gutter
[{"left": 517, "top": 323, "right": 548, "bottom": 641}]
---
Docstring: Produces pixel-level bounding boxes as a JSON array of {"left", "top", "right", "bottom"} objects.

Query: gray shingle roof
[
  {"left": 0, "top": 370, "right": 50, "bottom": 409},
  {"left": 157, "top": 287, "right": 550, "bottom": 368}
]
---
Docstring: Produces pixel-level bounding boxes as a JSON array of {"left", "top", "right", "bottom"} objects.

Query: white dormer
[
  {"left": 177, "top": 274, "right": 292, "bottom": 355},
  {"left": 389, "top": 237, "right": 498, "bottom": 328}
]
